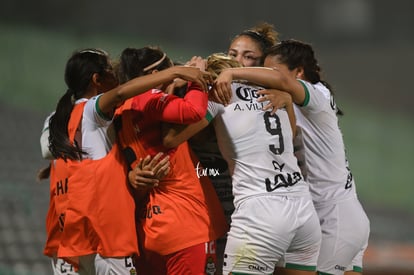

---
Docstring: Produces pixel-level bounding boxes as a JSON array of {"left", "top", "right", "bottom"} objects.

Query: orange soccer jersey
[
  {"left": 43, "top": 160, "right": 61, "bottom": 258},
  {"left": 115, "top": 98, "right": 228, "bottom": 256},
  {"left": 49, "top": 102, "right": 139, "bottom": 266}
]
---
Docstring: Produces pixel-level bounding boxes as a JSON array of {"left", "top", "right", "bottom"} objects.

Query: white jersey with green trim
[
  {"left": 78, "top": 94, "right": 114, "bottom": 160},
  {"left": 213, "top": 82, "right": 310, "bottom": 207},
  {"left": 293, "top": 80, "right": 356, "bottom": 207},
  {"left": 40, "top": 95, "right": 113, "bottom": 161}
]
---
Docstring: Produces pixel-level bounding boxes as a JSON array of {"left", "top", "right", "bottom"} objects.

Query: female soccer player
[
  {"left": 115, "top": 46, "right": 228, "bottom": 275},
  {"left": 262, "top": 39, "right": 370, "bottom": 275},
  {"left": 164, "top": 53, "right": 322, "bottom": 275},
  {"left": 228, "top": 21, "right": 279, "bottom": 67},
  {"left": 47, "top": 48, "right": 209, "bottom": 274}
]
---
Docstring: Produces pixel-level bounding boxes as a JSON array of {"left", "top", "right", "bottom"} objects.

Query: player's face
[
  {"left": 264, "top": 55, "right": 297, "bottom": 79},
  {"left": 228, "top": 36, "right": 262, "bottom": 67}
]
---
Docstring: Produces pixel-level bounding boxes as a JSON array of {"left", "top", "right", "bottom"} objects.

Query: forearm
[
  {"left": 114, "top": 69, "right": 176, "bottom": 101},
  {"left": 163, "top": 119, "right": 210, "bottom": 148},
  {"left": 99, "top": 68, "right": 178, "bottom": 115},
  {"left": 163, "top": 101, "right": 221, "bottom": 148},
  {"left": 225, "top": 67, "right": 286, "bottom": 89}
]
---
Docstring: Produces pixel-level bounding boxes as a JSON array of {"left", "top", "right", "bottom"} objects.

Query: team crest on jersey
[
  {"left": 129, "top": 268, "right": 137, "bottom": 275},
  {"left": 205, "top": 256, "right": 217, "bottom": 275}
]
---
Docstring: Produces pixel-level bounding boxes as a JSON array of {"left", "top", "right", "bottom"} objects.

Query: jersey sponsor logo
[
  {"left": 140, "top": 204, "right": 163, "bottom": 219},
  {"left": 330, "top": 94, "right": 336, "bottom": 111},
  {"left": 265, "top": 160, "right": 302, "bottom": 191},
  {"left": 248, "top": 263, "right": 269, "bottom": 272},
  {"left": 235, "top": 85, "right": 260, "bottom": 103},
  {"left": 58, "top": 260, "right": 75, "bottom": 273},
  {"left": 345, "top": 159, "right": 353, "bottom": 189},
  {"left": 58, "top": 213, "right": 65, "bottom": 232},
  {"left": 125, "top": 256, "right": 137, "bottom": 274},
  {"left": 335, "top": 264, "right": 346, "bottom": 271},
  {"left": 55, "top": 178, "right": 68, "bottom": 196},
  {"left": 272, "top": 160, "right": 285, "bottom": 172},
  {"left": 265, "top": 171, "right": 302, "bottom": 192},
  {"left": 232, "top": 85, "right": 266, "bottom": 112},
  {"left": 345, "top": 169, "right": 353, "bottom": 189},
  {"left": 55, "top": 178, "right": 69, "bottom": 232}
]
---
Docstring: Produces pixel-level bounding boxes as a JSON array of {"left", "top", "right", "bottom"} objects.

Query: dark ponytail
[
  {"left": 48, "top": 48, "right": 111, "bottom": 161},
  {"left": 48, "top": 89, "right": 84, "bottom": 160}
]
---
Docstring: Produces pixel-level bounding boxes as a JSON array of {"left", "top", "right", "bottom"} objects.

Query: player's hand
[
  {"left": 174, "top": 66, "right": 212, "bottom": 92},
  {"left": 143, "top": 152, "right": 170, "bottom": 180},
  {"left": 209, "top": 70, "right": 232, "bottom": 105},
  {"left": 128, "top": 153, "right": 170, "bottom": 189},
  {"left": 186, "top": 56, "right": 207, "bottom": 71},
  {"left": 257, "top": 89, "right": 293, "bottom": 115}
]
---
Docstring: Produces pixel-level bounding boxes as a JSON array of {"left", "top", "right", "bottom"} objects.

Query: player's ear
[
  {"left": 296, "top": 67, "right": 305, "bottom": 79},
  {"left": 91, "top": 73, "right": 100, "bottom": 85}
]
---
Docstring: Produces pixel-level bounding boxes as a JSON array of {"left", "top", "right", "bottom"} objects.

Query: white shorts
[
  {"left": 94, "top": 255, "right": 137, "bottom": 275},
  {"left": 50, "top": 257, "right": 79, "bottom": 275},
  {"left": 223, "top": 195, "right": 321, "bottom": 274},
  {"left": 315, "top": 197, "right": 370, "bottom": 274}
]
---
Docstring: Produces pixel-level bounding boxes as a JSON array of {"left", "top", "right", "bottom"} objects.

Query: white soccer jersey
[
  {"left": 78, "top": 95, "right": 115, "bottom": 160},
  {"left": 213, "top": 82, "right": 309, "bottom": 207},
  {"left": 40, "top": 111, "right": 55, "bottom": 160},
  {"left": 42, "top": 96, "right": 114, "bottom": 161},
  {"left": 293, "top": 80, "right": 356, "bottom": 206}
]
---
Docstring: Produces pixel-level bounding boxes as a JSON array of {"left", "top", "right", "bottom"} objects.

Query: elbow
[
  {"left": 163, "top": 137, "right": 178, "bottom": 149},
  {"left": 114, "top": 89, "right": 126, "bottom": 104},
  {"left": 181, "top": 107, "right": 207, "bottom": 124},
  {"left": 194, "top": 105, "right": 208, "bottom": 121}
]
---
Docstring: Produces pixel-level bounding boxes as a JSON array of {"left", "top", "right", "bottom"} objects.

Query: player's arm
[
  {"left": 215, "top": 67, "right": 306, "bottom": 106},
  {"left": 162, "top": 101, "right": 223, "bottom": 148},
  {"left": 98, "top": 66, "right": 211, "bottom": 117},
  {"left": 163, "top": 119, "right": 210, "bottom": 149}
]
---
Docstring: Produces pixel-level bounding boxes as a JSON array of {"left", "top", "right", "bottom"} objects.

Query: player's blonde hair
[{"left": 206, "top": 53, "right": 242, "bottom": 80}]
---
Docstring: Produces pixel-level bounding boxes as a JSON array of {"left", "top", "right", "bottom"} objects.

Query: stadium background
[{"left": 0, "top": 0, "right": 413, "bottom": 274}]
